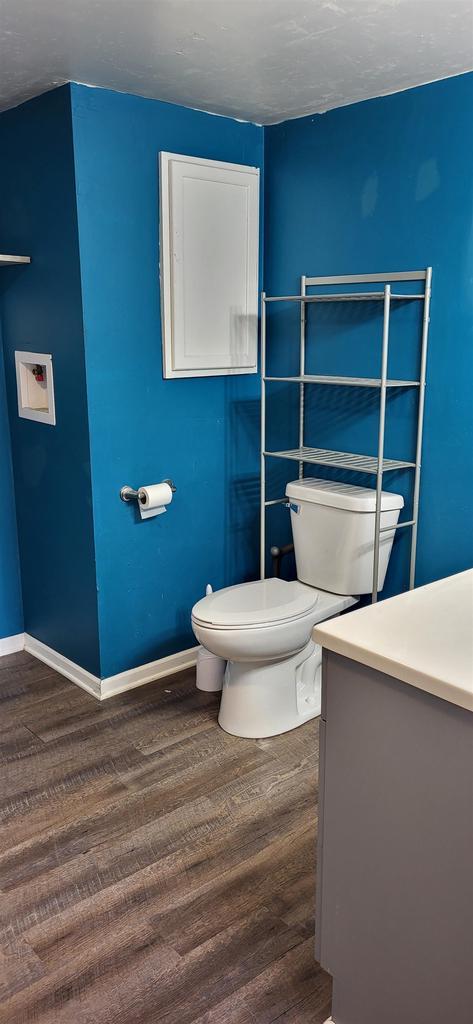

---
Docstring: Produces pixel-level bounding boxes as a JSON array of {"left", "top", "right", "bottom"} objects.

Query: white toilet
[{"left": 192, "top": 478, "right": 403, "bottom": 738}]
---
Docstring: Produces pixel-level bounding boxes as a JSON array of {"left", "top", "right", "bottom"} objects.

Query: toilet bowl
[
  {"left": 192, "top": 578, "right": 356, "bottom": 737},
  {"left": 192, "top": 477, "right": 403, "bottom": 738}
]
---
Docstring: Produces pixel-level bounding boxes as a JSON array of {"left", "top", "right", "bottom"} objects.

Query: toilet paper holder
[{"left": 120, "top": 479, "right": 176, "bottom": 504}]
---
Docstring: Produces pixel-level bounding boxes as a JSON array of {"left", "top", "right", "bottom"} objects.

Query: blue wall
[
  {"left": 0, "top": 87, "right": 100, "bottom": 673},
  {"left": 1, "top": 74, "right": 471, "bottom": 676},
  {"left": 264, "top": 72, "right": 473, "bottom": 594},
  {"left": 71, "top": 84, "right": 264, "bottom": 677},
  {"left": 0, "top": 337, "right": 23, "bottom": 639}
]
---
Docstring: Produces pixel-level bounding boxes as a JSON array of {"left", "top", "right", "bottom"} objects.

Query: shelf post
[
  {"left": 372, "top": 285, "right": 391, "bottom": 602},
  {"left": 409, "top": 266, "right": 432, "bottom": 589},
  {"left": 260, "top": 292, "right": 267, "bottom": 580},
  {"left": 299, "top": 275, "right": 306, "bottom": 479}
]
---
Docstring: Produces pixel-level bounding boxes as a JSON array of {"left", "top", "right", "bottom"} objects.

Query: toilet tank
[{"left": 285, "top": 478, "right": 404, "bottom": 595}]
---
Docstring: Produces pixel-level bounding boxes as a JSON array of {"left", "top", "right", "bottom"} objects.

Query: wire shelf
[
  {"left": 0, "top": 254, "right": 31, "bottom": 266},
  {"left": 264, "top": 446, "right": 415, "bottom": 475},
  {"left": 264, "top": 375, "right": 420, "bottom": 388},
  {"left": 263, "top": 292, "right": 424, "bottom": 303}
]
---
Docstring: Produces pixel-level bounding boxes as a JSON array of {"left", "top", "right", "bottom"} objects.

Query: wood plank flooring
[{"left": 0, "top": 651, "right": 331, "bottom": 1023}]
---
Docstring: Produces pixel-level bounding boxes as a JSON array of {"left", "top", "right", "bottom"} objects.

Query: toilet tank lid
[{"left": 285, "top": 477, "right": 404, "bottom": 513}]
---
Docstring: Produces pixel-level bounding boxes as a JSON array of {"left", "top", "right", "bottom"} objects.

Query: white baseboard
[
  {"left": 101, "top": 646, "right": 199, "bottom": 699},
  {"left": 24, "top": 634, "right": 102, "bottom": 698},
  {"left": 22, "top": 633, "right": 199, "bottom": 701},
  {"left": 0, "top": 632, "right": 25, "bottom": 656}
]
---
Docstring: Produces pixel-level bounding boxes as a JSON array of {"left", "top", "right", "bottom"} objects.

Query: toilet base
[{"left": 218, "top": 639, "right": 322, "bottom": 739}]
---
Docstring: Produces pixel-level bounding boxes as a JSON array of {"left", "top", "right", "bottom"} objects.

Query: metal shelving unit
[{"left": 260, "top": 269, "right": 432, "bottom": 601}]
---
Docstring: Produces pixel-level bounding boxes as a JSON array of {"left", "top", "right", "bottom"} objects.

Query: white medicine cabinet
[{"left": 159, "top": 152, "right": 259, "bottom": 378}]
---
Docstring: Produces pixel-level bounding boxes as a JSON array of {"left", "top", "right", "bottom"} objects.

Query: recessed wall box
[{"left": 15, "top": 351, "right": 56, "bottom": 425}]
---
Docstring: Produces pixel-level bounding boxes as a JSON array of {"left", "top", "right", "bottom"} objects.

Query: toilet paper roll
[{"left": 138, "top": 482, "right": 173, "bottom": 520}]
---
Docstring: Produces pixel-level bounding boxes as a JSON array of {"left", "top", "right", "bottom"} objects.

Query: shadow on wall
[
  {"left": 0, "top": 325, "right": 23, "bottom": 640},
  {"left": 224, "top": 390, "right": 260, "bottom": 585}
]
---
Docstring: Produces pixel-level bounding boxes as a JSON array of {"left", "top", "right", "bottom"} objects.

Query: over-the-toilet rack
[{"left": 260, "top": 269, "right": 433, "bottom": 601}]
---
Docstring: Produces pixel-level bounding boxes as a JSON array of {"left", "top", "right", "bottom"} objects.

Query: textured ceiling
[{"left": 1, "top": 0, "right": 472, "bottom": 123}]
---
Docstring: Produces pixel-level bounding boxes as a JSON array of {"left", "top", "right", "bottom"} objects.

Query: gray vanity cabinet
[{"left": 315, "top": 650, "right": 473, "bottom": 1024}]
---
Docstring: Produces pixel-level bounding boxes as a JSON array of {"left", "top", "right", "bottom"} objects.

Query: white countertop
[{"left": 313, "top": 570, "right": 473, "bottom": 712}]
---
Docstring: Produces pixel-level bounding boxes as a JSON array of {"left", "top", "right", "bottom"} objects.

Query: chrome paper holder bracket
[{"left": 120, "top": 479, "right": 177, "bottom": 504}]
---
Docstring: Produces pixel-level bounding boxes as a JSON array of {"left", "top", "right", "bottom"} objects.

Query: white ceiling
[{"left": 1, "top": 0, "right": 472, "bottom": 124}]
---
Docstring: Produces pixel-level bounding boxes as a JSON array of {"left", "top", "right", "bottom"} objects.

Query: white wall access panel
[
  {"left": 15, "top": 351, "right": 56, "bottom": 425},
  {"left": 160, "top": 152, "right": 259, "bottom": 378}
]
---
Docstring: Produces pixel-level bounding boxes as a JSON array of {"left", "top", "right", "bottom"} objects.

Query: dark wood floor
[{"left": 0, "top": 650, "right": 331, "bottom": 1023}]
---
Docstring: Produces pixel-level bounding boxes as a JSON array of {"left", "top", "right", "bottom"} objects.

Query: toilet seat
[{"left": 192, "top": 578, "right": 318, "bottom": 630}]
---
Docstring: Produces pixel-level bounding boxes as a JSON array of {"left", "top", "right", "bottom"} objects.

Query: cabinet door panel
[
  {"left": 160, "top": 152, "right": 259, "bottom": 378},
  {"left": 318, "top": 652, "right": 473, "bottom": 1024}
]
